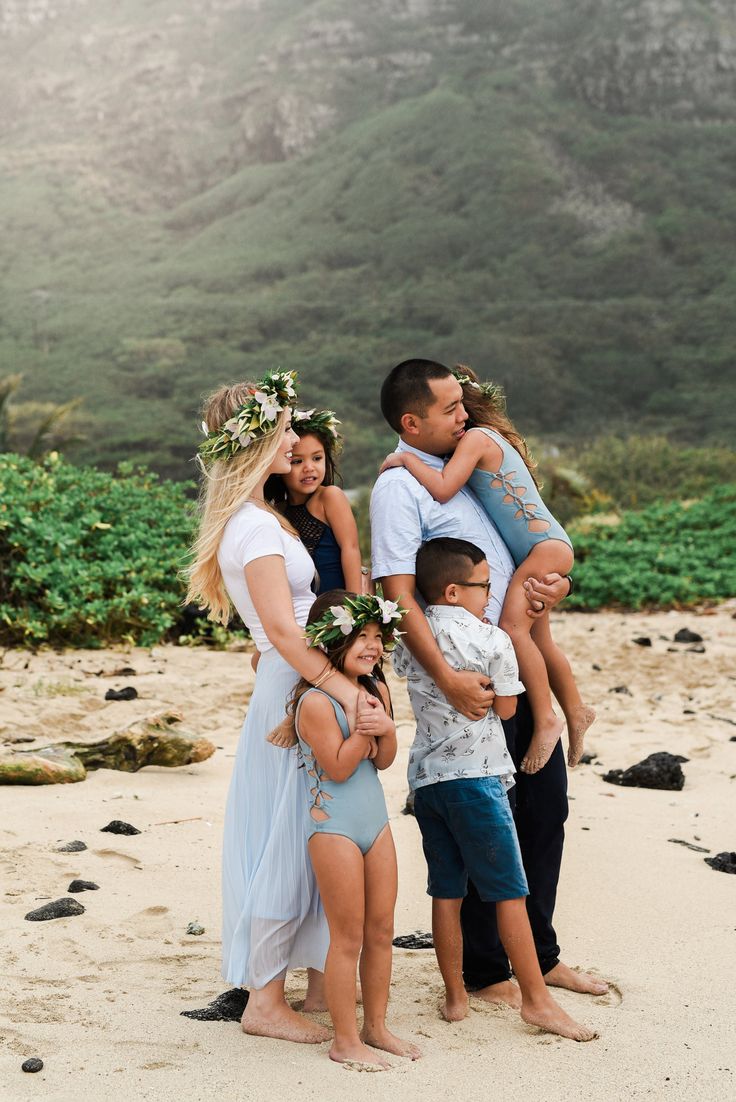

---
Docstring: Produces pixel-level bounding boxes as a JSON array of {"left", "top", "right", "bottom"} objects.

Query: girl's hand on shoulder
[{"left": 379, "top": 453, "right": 405, "bottom": 474}]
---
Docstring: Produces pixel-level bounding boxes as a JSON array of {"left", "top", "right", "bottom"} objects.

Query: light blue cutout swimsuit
[
  {"left": 465, "top": 427, "right": 572, "bottom": 568},
  {"left": 295, "top": 688, "right": 389, "bottom": 855}
]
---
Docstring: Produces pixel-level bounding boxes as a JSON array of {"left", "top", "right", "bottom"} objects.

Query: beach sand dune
[{"left": 1, "top": 607, "right": 734, "bottom": 1101}]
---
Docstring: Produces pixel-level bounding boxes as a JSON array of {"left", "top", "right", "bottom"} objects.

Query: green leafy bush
[
  {"left": 0, "top": 453, "right": 195, "bottom": 647},
  {"left": 568, "top": 484, "right": 736, "bottom": 609}
]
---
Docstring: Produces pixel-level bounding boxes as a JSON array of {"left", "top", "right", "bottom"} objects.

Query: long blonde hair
[{"left": 184, "top": 381, "right": 297, "bottom": 624}]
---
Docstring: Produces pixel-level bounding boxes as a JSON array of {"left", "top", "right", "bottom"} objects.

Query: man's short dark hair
[
  {"left": 415, "top": 537, "right": 486, "bottom": 604},
  {"left": 380, "top": 358, "right": 452, "bottom": 434}
]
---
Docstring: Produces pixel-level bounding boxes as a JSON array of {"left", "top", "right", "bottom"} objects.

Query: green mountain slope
[{"left": 1, "top": 0, "right": 735, "bottom": 481}]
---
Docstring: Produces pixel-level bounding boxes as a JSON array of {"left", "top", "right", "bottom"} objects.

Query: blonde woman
[{"left": 186, "top": 371, "right": 388, "bottom": 1044}]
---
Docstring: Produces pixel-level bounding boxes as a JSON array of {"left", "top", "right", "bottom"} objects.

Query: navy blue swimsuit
[{"left": 284, "top": 503, "right": 345, "bottom": 594}]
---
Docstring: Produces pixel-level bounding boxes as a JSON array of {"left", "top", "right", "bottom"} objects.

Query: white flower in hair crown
[
  {"left": 199, "top": 370, "right": 298, "bottom": 462},
  {"left": 292, "top": 407, "right": 342, "bottom": 449},
  {"left": 304, "top": 592, "right": 407, "bottom": 652},
  {"left": 451, "top": 368, "right": 504, "bottom": 404}
]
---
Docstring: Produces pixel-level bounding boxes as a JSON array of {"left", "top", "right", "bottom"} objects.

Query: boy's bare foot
[
  {"left": 544, "top": 962, "right": 609, "bottom": 995},
  {"left": 329, "top": 1041, "right": 391, "bottom": 1069},
  {"left": 520, "top": 715, "right": 564, "bottom": 774},
  {"left": 440, "top": 991, "right": 469, "bottom": 1022},
  {"left": 521, "top": 995, "right": 598, "bottom": 1042},
  {"left": 361, "top": 1025, "right": 422, "bottom": 1059},
  {"left": 471, "top": 979, "right": 522, "bottom": 1010},
  {"left": 566, "top": 705, "right": 596, "bottom": 768},
  {"left": 242, "top": 1003, "right": 331, "bottom": 1043}
]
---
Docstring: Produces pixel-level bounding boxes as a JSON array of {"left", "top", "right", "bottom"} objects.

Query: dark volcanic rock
[
  {"left": 104, "top": 686, "right": 138, "bottom": 701},
  {"left": 181, "top": 988, "right": 249, "bottom": 1022},
  {"left": 608, "top": 685, "right": 632, "bottom": 695},
  {"left": 100, "top": 820, "right": 141, "bottom": 835},
  {"left": 25, "top": 898, "right": 85, "bottom": 921},
  {"left": 67, "top": 880, "right": 99, "bottom": 893},
  {"left": 603, "top": 752, "right": 688, "bottom": 791},
  {"left": 704, "top": 851, "right": 736, "bottom": 874},
  {"left": 579, "top": 752, "right": 598, "bottom": 764},
  {"left": 54, "top": 840, "right": 87, "bottom": 853},
  {"left": 22, "top": 1058, "right": 44, "bottom": 1073},
  {"left": 632, "top": 637, "right": 652, "bottom": 647},
  {"left": 673, "top": 628, "right": 703, "bottom": 643},
  {"left": 392, "top": 931, "right": 434, "bottom": 949}
]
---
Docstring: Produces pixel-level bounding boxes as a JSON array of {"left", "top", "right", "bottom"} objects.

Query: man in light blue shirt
[{"left": 371, "top": 358, "right": 608, "bottom": 1006}]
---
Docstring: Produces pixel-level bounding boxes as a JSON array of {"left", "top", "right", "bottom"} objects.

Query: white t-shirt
[{"left": 217, "top": 503, "right": 316, "bottom": 653}]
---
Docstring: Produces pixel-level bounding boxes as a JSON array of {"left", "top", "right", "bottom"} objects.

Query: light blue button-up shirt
[{"left": 370, "top": 440, "right": 516, "bottom": 625}]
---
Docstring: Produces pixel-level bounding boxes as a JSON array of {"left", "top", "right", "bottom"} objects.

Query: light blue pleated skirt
[{"left": 221, "top": 648, "right": 329, "bottom": 988}]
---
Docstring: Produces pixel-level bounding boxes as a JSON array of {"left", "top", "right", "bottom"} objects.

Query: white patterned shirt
[{"left": 393, "top": 606, "right": 524, "bottom": 792}]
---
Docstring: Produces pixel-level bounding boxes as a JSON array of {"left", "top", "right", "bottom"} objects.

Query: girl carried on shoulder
[
  {"left": 267, "top": 409, "right": 366, "bottom": 594},
  {"left": 381, "top": 365, "right": 594, "bottom": 775},
  {"left": 292, "top": 590, "right": 421, "bottom": 1069}
]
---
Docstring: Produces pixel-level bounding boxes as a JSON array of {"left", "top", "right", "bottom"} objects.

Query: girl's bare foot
[
  {"left": 471, "top": 979, "right": 522, "bottom": 1009},
  {"left": 520, "top": 995, "right": 598, "bottom": 1042},
  {"left": 520, "top": 715, "right": 564, "bottom": 774},
  {"left": 439, "top": 991, "right": 469, "bottom": 1022},
  {"left": 242, "top": 1003, "right": 331, "bottom": 1043},
  {"left": 329, "top": 1040, "right": 391, "bottom": 1069},
  {"left": 566, "top": 704, "right": 596, "bottom": 768},
  {"left": 544, "top": 962, "right": 609, "bottom": 995},
  {"left": 361, "top": 1025, "right": 422, "bottom": 1059}
]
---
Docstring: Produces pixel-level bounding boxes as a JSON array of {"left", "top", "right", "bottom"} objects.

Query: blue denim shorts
[{"left": 413, "top": 777, "right": 528, "bottom": 902}]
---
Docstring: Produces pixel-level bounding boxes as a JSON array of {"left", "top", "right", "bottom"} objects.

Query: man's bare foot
[
  {"left": 329, "top": 1040, "right": 391, "bottom": 1069},
  {"left": 521, "top": 715, "right": 564, "bottom": 774},
  {"left": 471, "top": 979, "right": 522, "bottom": 1010},
  {"left": 544, "top": 962, "right": 609, "bottom": 996},
  {"left": 521, "top": 995, "right": 597, "bottom": 1042},
  {"left": 440, "top": 991, "right": 469, "bottom": 1022},
  {"left": 566, "top": 704, "right": 596, "bottom": 768},
  {"left": 361, "top": 1025, "right": 422, "bottom": 1059},
  {"left": 242, "top": 1003, "right": 331, "bottom": 1043}
]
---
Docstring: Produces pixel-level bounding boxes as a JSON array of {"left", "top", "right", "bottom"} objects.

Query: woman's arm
[
  {"left": 299, "top": 692, "right": 375, "bottom": 783},
  {"left": 321, "top": 486, "right": 363, "bottom": 592},
  {"left": 380, "top": 432, "right": 495, "bottom": 504}
]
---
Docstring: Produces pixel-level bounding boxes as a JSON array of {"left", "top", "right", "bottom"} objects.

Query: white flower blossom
[
  {"left": 201, "top": 420, "right": 209, "bottom": 436},
  {"left": 254, "top": 391, "right": 282, "bottom": 421},
  {"left": 376, "top": 596, "right": 400, "bottom": 624},
  {"left": 330, "top": 606, "right": 355, "bottom": 635}
]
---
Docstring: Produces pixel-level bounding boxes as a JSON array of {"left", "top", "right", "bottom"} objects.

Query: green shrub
[{"left": 568, "top": 484, "right": 736, "bottom": 610}]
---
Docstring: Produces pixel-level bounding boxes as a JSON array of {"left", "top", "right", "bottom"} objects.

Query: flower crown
[
  {"left": 292, "top": 408, "right": 343, "bottom": 453},
  {"left": 305, "top": 593, "right": 407, "bottom": 653},
  {"left": 199, "top": 370, "right": 298, "bottom": 462},
  {"left": 451, "top": 368, "right": 505, "bottom": 406}
]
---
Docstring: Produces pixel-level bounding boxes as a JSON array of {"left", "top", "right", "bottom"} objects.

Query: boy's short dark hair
[
  {"left": 380, "top": 358, "right": 452, "bottom": 434},
  {"left": 415, "top": 537, "right": 486, "bottom": 604}
]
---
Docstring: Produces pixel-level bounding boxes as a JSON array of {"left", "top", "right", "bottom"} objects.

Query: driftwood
[{"left": 0, "top": 711, "right": 215, "bottom": 785}]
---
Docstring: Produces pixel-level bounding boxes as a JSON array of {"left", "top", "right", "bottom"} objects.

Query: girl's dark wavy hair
[
  {"left": 455, "top": 363, "right": 540, "bottom": 490},
  {"left": 265, "top": 424, "right": 342, "bottom": 506},
  {"left": 288, "top": 590, "right": 391, "bottom": 720}
]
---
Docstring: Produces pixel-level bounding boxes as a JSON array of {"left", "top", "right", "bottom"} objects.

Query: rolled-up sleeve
[{"left": 370, "top": 474, "right": 424, "bottom": 580}]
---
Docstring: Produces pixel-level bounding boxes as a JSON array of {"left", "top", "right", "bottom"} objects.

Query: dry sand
[{"left": 1, "top": 606, "right": 735, "bottom": 1102}]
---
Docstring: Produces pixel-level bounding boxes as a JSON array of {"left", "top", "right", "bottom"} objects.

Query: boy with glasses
[{"left": 393, "top": 537, "right": 596, "bottom": 1041}]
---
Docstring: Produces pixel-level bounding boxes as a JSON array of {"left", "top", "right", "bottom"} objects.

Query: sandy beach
[{"left": 1, "top": 606, "right": 735, "bottom": 1102}]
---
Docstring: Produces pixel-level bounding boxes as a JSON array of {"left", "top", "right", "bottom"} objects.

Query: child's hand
[
  {"left": 356, "top": 692, "right": 396, "bottom": 740},
  {"left": 379, "top": 453, "right": 405, "bottom": 474}
]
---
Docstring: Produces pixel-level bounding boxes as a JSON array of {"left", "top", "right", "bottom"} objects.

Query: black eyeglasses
[{"left": 453, "top": 580, "right": 492, "bottom": 595}]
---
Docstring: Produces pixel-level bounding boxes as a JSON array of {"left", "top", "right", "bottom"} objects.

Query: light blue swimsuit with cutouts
[
  {"left": 295, "top": 688, "right": 389, "bottom": 856},
  {"left": 465, "top": 427, "right": 572, "bottom": 568}
]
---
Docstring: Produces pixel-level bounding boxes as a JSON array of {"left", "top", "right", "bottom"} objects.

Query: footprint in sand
[
  {"left": 93, "top": 848, "right": 141, "bottom": 867},
  {"left": 596, "top": 981, "right": 623, "bottom": 1008}
]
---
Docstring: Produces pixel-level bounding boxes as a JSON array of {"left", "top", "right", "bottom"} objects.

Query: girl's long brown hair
[{"left": 455, "top": 363, "right": 540, "bottom": 489}]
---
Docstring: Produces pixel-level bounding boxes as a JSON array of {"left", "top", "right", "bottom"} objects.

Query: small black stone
[
  {"left": 104, "top": 686, "right": 138, "bottom": 701},
  {"left": 591, "top": 663, "right": 602, "bottom": 671},
  {"left": 111, "top": 666, "right": 136, "bottom": 677},
  {"left": 392, "top": 931, "right": 434, "bottom": 949},
  {"left": 608, "top": 685, "right": 632, "bottom": 696},
  {"left": 673, "top": 628, "right": 703, "bottom": 644},
  {"left": 603, "top": 752, "right": 688, "bottom": 791},
  {"left": 25, "top": 898, "right": 85, "bottom": 921},
  {"left": 633, "top": 637, "right": 652, "bottom": 647},
  {"left": 668, "top": 838, "right": 710, "bottom": 854},
  {"left": 181, "top": 988, "right": 249, "bottom": 1022},
  {"left": 22, "top": 1058, "right": 44, "bottom": 1073},
  {"left": 100, "top": 820, "right": 140, "bottom": 835},
  {"left": 704, "top": 851, "right": 736, "bottom": 875},
  {"left": 683, "top": 709, "right": 696, "bottom": 715},
  {"left": 54, "top": 840, "right": 87, "bottom": 853},
  {"left": 68, "top": 880, "right": 99, "bottom": 893},
  {"left": 579, "top": 752, "right": 597, "bottom": 764}
]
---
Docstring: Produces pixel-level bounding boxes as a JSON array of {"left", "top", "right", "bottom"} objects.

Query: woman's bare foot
[
  {"left": 329, "top": 1040, "right": 391, "bottom": 1069},
  {"left": 361, "top": 1025, "right": 422, "bottom": 1059},
  {"left": 520, "top": 715, "right": 564, "bottom": 774},
  {"left": 302, "top": 979, "right": 361, "bottom": 1013},
  {"left": 242, "top": 1003, "right": 331, "bottom": 1043},
  {"left": 439, "top": 990, "right": 469, "bottom": 1022},
  {"left": 520, "top": 995, "right": 598, "bottom": 1042},
  {"left": 566, "top": 704, "right": 596, "bottom": 768},
  {"left": 471, "top": 979, "right": 522, "bottom": 1010},
  {"left": 544, "top": 962, "right": 609, "bottom": 995}
]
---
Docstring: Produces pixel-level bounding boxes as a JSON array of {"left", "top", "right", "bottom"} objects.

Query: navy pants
[{"left": 460, "top": 694, "right": 569, "bottom": 985}]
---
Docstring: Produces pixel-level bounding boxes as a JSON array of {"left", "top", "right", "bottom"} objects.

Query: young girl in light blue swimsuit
[
  {"left": 382, "top": 365, "right": 595, "bottom": 776},
  {"left": 291, "top": 590, "right": 421, "bottom": 1070}
]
